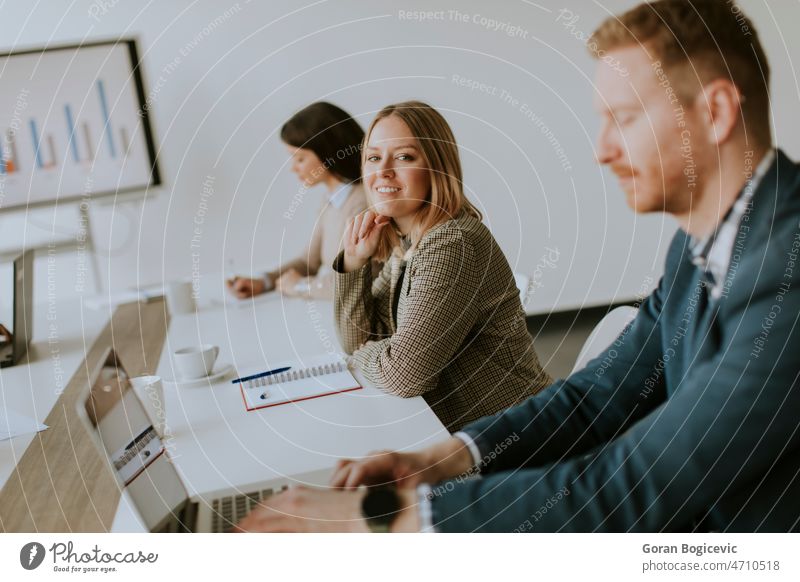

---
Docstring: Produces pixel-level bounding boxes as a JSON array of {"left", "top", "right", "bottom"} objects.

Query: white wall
[{"left": 1, "top": 0, "right": 798, "bottom": 314}]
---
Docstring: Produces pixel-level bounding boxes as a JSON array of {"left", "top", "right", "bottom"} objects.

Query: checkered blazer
[{"left": 334, "top": 212, "right": 552, "bottom": 432}]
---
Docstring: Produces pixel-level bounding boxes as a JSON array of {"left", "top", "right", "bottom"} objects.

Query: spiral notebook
[{"left": 235, "top": 355, "right": 362, "bottom": 412}]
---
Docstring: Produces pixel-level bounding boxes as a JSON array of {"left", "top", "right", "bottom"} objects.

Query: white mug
[
  {"left": 173, "top": 344, "right": 219, "bottom": 379},
  {"left": 129, "top": 375, "right": 167, "bottom": 436},
  {"left": 165, "top": 280, "right": 196, "bottom": 315}
]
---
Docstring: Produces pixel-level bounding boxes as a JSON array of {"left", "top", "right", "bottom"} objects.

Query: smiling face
[
  {"left": 593, "top": 45, "right": 709, "bottom": 215},
  {"left": 285, "top": 144, "right": 329, "bottom": 187},
  {"left": 363, "top": 115, "right": 431, "bottom": 231}
]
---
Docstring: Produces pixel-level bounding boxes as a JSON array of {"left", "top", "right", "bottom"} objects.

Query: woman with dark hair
[{"left": 227, "top": 102, "right": 367, "bottom": 299}]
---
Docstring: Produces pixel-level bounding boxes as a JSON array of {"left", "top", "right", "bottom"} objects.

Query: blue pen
[{"left": 232, "top": 366, "right": 291, "bottom": 384}]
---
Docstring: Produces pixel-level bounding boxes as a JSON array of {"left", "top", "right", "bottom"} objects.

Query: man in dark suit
[{"left": 235, "top": 0, "right": 800, "bottom": 532}]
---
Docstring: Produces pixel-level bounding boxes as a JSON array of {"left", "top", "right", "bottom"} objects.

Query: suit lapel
[
  {"left": 692, "top": 276, "right": 721, "bottom": 359},
  {"left": 685, "top": 150, "right": 793, "bottom": 363}
]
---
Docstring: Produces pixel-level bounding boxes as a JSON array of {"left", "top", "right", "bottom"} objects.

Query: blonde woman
[{"left": 334, "top": 101, "right": 551, "bottom": 431}]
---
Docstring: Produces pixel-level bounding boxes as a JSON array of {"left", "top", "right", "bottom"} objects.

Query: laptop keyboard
[{"left": 211, "top": 484, "right": 290, "bottom": 532}]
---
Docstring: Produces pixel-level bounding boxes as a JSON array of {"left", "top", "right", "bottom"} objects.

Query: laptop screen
[{"left": 79, "top": 349, "right": 187, "bottom": 531}]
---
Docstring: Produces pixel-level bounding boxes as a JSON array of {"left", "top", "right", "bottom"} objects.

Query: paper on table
[
  {"left": 219, "top": 290, "right": 275, "bottom": 308},
  {"left": 0, "top": 407, "right": 48, "bottom": 441}
]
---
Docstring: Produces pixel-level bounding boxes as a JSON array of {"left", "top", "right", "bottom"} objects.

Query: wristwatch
[{"left": 361, "top": 486, "right": 402, "bottom": 533}]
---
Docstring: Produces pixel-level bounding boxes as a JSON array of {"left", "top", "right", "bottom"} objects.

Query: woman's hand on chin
[{"left": 343, "top": 210, "right": 389, "bottom": 272}]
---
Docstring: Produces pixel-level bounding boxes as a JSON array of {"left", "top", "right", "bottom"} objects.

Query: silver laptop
[{"left": 76, "top": 348, "right": 332, "bottom": 533}]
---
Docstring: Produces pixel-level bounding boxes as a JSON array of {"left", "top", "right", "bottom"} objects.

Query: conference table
[
  {"left": 0, "top": 298, "right": 108, "bottom": 488},
  {"left": 0, "top": 290, "right": 449, "bottom": 532}
]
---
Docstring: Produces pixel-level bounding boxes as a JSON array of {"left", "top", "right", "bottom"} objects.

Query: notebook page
[{"left": 238, "top": 355, "right": 361, "bottom": 411}]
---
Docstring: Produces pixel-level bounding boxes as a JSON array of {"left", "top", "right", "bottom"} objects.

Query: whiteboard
[{"left": 0, "top": 39, "right": 160, "bottom": 210}]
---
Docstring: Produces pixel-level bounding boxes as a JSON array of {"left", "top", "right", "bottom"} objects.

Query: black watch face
[{"left": 363, "top": 487, "right": 401, "bottom": 526}]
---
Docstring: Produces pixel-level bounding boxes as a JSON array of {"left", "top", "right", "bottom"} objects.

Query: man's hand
[
  {"left": 275, "top": 269, "right": 303, "bottom": 296},
  {"left": 330, "top": 438, "right": 475, "bottom": 490},
  {"left": 226, "top": 276, "right": 266, "bottom": 299},
  {"left": 232, "top": 486, "right": 419, "bottom": 532},
  {"left": 233, "top": 487, "right": 368, "bottom": 533}
]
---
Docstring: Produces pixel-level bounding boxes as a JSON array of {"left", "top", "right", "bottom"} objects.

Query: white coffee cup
[
  {"left": 129, "top": 375, "right": 166, "bottom": 436},
  {"left": 173, "top": 344, "right": 219, "bottom": 379},
  {"left": 166, "top": 280, "right": 196, "bottom": 315}
]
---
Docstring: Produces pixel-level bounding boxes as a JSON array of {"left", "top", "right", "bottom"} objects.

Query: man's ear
[{"left": 695, "top": 79, "right": 743, "bottom": 145}]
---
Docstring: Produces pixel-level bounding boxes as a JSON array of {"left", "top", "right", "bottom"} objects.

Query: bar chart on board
[{"left": 0, "top": 41, "right": 160, "bottom": 210}]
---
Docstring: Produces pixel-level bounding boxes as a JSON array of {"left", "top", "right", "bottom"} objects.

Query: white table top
[
  {"left": 1, "top": 291, "right": 449, "bottom": 531},
  {"left": 157, "top": 293, "right": 449, "bottom": 498},
  {"left": 0, "top": 298, "right": 109, "bottom": 488}
]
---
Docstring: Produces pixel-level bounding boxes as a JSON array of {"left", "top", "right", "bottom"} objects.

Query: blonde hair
[
  {"left": 363, "top": 101, "right": 482, "bottom": 261},
  {"left": 590, "top": 0, "right": 771, "bottom": 147}
]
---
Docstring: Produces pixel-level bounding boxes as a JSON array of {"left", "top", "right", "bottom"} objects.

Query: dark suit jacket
[{"left": 431, "top": 150, "right": 800, "bottom": 532}]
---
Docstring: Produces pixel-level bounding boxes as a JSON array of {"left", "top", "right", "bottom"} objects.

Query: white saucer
[{"left": 164, "top": 363, "right": 234, "bottom": 387}]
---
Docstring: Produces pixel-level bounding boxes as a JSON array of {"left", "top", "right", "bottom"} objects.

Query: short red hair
[{"left": 590, "top": 0, "right": 772, "bottom": 147}]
